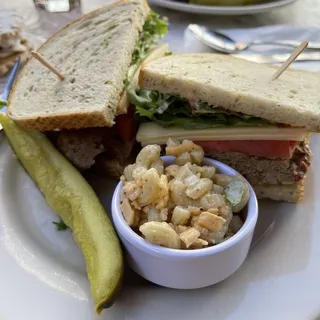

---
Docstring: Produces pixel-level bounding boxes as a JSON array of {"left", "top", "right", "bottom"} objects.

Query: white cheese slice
[{"left": 137, "top": 122, "right": 310, "bottom": 146}]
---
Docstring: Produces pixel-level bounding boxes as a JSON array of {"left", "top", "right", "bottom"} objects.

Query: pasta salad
[{"left": 120, "top": 139, "right": 249, "bottom": 250}]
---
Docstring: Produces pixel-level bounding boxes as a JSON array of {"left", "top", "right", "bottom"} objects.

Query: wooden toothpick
[
  {"left": 31, "top": 51, "right": 65, "bottom": 81},
  {"left": 271, "top": 41, "right": 309, "bottom": 80}
]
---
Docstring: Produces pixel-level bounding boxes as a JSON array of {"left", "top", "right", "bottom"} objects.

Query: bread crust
[
  {"left": 253, "top": 179, "right": 305, "bottom": 202},
  {"left": 13, "top": 109, "right": 113, "bottom": 131}
]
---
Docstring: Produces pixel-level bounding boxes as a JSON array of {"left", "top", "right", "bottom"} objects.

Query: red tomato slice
[
  {"left": 114, "top": 106, "right": 137, "bottom": 142},
  {"left": 196, "top": 140, "right": 298, "bottom": 158}
]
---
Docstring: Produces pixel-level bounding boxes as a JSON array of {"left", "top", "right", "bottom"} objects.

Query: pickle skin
[{"left": 0, "top": 114, "right": 124, "bottom": 314}]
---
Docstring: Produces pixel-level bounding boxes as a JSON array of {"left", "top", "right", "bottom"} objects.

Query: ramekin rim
[{"left": 112, "top": 156, "right": 258, "bottom": 259}]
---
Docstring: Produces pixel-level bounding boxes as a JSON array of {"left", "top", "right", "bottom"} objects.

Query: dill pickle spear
[{"left": 0, "top": 114, "right": 123, "bottom": 314}]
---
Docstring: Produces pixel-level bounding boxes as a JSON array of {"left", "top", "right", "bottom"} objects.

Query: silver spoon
[{"left": 188, "top": 24, "right": 320, "bottom": 54}]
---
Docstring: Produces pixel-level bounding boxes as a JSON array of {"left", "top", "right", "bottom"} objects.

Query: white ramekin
[{"left": 112, "top": 156, "right": 258, "bottom": 289}]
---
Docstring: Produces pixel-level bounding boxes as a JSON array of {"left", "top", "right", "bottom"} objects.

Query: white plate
[
  {"left": 0, "top": 132, "right": 320, "bottom": 320},
  {"left": 149, "top": 0, "right": 298, "bottom": 15}
]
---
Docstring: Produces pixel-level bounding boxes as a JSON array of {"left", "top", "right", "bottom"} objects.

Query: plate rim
[
  {"left": 1, "top": 132, "right": 320, "bottom": 320},
  {"left": 149, "top": 0, "right": 298, "bottom": 15}
]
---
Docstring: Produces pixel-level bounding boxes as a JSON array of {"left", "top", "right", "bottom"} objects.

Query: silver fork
[{"left": 0, "top": 57, "right": 21, "bottom": 130}]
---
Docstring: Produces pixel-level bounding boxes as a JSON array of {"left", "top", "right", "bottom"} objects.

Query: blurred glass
[
  {"left": 0, "top": 0, "right": 39, "bottom": 28},
  {"left": 33, "top": 0, "right": 80, "bottom": 12}
]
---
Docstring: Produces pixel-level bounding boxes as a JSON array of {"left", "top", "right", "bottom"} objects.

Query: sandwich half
[
  {"left": 131, "top": 53, "right": 318, "bottom": 202},
  {"left": 7, "top": 0, "right": 169, "bottom": 173}
]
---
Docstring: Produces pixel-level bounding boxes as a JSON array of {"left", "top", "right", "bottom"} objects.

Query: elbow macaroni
[{"left": 120, "top": 139, "right": 249, "bottom": 250}]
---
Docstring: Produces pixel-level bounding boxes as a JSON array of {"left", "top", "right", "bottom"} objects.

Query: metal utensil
[
  {"left": 0, "top": 57, "right": 21, "bottom": 130},
  {"left": 233, "top": 52, "right": 320, "bottom": 63},
  {"left": 188, "top": 24, "right": 320, "bottom": 54}
]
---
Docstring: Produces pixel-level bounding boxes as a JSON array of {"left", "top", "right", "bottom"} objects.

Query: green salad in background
[{"left": 188, "top": 0, "right": 265, "bottom": 6}]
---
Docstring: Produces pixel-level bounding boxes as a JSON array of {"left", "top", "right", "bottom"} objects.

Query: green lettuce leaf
[
  {"left": 131, "top": 12, "right": 168, "bottom": 67},
  {"left": 0, "top": 100, "right": 7, "bottom": 109},
  {"left": 52, "top": 219, "right": 68, "bottom": 231},
  {"left": 128, "top": 89, "right": 271, "bottom": 130}
]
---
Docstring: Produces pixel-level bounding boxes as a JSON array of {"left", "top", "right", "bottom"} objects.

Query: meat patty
[
  {"left": 56, "top": 129, "right": 106, "bottom": 170},
  {"left": 53, "top": 108, "right": 138, "bottom": 172},
  {"left": 55, "top": 127, "right": 136, "bottom": 172},
  {"left": 206, "top": 141, "right": 311, "bottom": 185}
]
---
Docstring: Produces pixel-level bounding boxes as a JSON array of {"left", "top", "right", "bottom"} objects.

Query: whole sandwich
[
  {"left": 131, "top": 53, "right": 317, "bottom": 202},
  {"left": 7, "top": 0, "right": 169, "bottom": 175}
]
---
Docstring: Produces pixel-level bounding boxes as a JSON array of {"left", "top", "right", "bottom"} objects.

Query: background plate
[{"left": 149, "top": 0, "right": 298, "bottom": 15}]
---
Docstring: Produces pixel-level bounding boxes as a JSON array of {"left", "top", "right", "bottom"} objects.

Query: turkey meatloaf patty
[{"left": 206, "top": 140, "right": 311, "bottom": 186}]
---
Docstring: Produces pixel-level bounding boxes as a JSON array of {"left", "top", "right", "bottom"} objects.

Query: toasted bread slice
[
  {"left": 8, "top": 0, "right": 149, "bottom": 131},
  {"left": 138, "top": 53, "right": 320, "bottom": 131},
  {"left": 0, "top": 40, "right": 32, "bottom": 76},
  {"left": 253, "top": 180, "right": 305, "bottom": 203}
]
